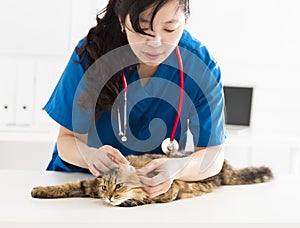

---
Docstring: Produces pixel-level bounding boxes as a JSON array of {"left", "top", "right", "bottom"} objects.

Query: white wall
[
  {"left": 188, "top": 0, "right": 300, "bottom": 176},
  {"left": 0, "top": 0, "right": 299, "bottom": 173},
  {"left": 189, "top": 0, "right": 300, "bottom": 135},
  {"left": 0, "top": 0, "right": 107, "bottom": 169},
  {"left": 0, "top": 0, "right": 106, "bottom": 130}
]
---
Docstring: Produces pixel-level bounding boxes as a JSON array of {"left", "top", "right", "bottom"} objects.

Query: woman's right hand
[{"left": 80, "top": 145, "right": 129, "bottom": 177}]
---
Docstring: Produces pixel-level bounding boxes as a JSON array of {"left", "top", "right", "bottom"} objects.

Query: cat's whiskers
[
  {"left": 109, "top": 195, "right": 129, "bottom": 206},
  {"left": 109, "top": 199, "right": 122, "bottom": 206}
]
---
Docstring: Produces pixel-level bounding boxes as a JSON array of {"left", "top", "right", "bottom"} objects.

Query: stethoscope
[{"left": 117, "top": 46, "right": 184, "bottom": 154}]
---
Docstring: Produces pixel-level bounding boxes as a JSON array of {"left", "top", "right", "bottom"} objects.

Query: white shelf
[
  {"left": 0, "top": 126, "right": 58, "bottom": 143},
  {"left": 226, "top": 127, "right": 300, "bottom": 148}
]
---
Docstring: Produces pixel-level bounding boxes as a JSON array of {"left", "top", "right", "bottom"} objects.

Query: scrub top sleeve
[
  {"left": 44, "top": 42, "right": 92, "bottom": 134},
  {"left": 189, "top": 63, "right": 226, "bottom": 147}
]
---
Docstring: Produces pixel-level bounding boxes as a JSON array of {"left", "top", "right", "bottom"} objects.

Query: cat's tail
[{"left": 220, "top": 160, "right": 274, "bottom": 185}]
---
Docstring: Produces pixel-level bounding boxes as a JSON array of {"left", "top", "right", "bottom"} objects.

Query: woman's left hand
[{"left": 136, "top": 157, "right": 189, "bottom": 198}]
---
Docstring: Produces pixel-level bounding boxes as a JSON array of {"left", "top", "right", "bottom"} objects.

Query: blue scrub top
[{"left": 45, "top": 30, "right": 226, "bottom": 172}]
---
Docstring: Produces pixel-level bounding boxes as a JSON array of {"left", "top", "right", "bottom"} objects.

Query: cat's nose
[{"left": 108, "top": 195, "right": 113, "bottom": 201}]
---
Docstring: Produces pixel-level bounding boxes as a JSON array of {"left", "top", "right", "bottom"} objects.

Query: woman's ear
[
  {"left": 118, "top": 16, "right": 123, "bottom": 24},
  {"left": 183, "top": 16, "right": 188, "bottom": 28},
  {"left": 118, "top": 16, "right": 125, "bottom": 32}
]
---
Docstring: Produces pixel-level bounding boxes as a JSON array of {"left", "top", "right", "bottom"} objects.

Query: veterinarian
[{"left": 45, "top": 0, "right": 226, "bottom": 198}]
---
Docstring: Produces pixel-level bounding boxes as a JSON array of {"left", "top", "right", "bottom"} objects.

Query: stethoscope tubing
[
  {"left": 119, "top": 45, "right": 184, "bottom": 146},
  {"left": 170, "top": 46, "right": 184, "bottom": 142}
]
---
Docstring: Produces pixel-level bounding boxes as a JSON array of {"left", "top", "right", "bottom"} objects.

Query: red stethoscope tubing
[
  {"left": 121, "top": 46, "right": 184, "bottom": 142},
  {"left": 122, "top": 72, "right": 128, "bottom": 93},
  {"left": 171, "top": 46, "right": 184, "bottom": 142}
]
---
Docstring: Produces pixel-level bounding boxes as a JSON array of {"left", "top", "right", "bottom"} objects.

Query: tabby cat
[{"left": 31, "top": 153, "right": 273, "bottom": 207}]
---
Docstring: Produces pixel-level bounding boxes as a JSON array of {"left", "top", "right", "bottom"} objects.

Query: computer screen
[{"left": 223, "top": 86, "right": 253, "bottom": 126}]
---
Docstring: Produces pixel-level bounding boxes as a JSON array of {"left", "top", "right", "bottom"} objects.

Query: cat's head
[{"left": 96, "top": 165, "right": 145, "bottom": 206}]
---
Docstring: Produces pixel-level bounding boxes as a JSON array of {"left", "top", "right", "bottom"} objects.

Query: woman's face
[{"left": 124, "top": 1, "right": 186, "bottom": 67}]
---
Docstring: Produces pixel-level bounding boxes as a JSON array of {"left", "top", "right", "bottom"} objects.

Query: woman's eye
[
  {"left": 141, "top": 27, "right": 150, "bottom": 32},
  {"left": 115, "top": 184, "right": 123, "bottom": 189},
  {"left": 164, "top": 29, "right": 176, "bottom": 33},
  {"left": 101, "top": 185, "right": 107, "bottom": 191}
]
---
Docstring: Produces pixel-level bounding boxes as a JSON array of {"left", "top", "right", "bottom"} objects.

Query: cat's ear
[
  {"left": 119, "top": 164, "right": 136, "bottom": 173},
  {"left": 127, "top": 165, "right": 136, "bottom": 172},
  {"left": 95, "top": 176, "right": 103, "bottom": 183}
]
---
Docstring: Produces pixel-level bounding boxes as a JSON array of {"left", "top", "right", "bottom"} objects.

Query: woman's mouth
[{"left": 143, "top": 52, "right": 163, "bottom": 60}]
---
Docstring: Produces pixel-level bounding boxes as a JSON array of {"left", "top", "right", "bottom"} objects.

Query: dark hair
[{"left": 76, "top": 0, "right": 190, "bottom": 120}]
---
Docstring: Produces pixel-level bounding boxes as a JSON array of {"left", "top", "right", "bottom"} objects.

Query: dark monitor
[{"left": 223, "top": 86, "right": 253, "bottom": 126}]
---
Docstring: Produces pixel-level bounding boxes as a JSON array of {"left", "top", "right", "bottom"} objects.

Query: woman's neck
[
  {"left": 138, "top": 63, "right": 159, "bottom": 78},
  {"left": 137, "top": 63, "right": 159, "bottom": 87}
]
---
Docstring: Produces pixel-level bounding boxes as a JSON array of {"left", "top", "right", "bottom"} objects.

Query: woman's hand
[
  {"left": 80, "top": 145, "right": 129, "bottom": 177},
  {"left": 136, "top": 146, "right": 224, "bottom": 197},
  {"left": 136, "top": 157, "right": 190, "bottom": 198}
]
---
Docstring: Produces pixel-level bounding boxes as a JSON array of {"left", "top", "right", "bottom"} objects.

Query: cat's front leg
[
  {"left": 119, "top": 197, "right": 153, "bottom": 207},
  {"left": 31, "top": 185, "right": 72, "bottom": 198},
  {"left": 31, "top": 179, "right": 98, "bottom": 199}
]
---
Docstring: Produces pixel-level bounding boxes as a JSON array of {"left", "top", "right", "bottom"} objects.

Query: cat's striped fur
[{"left": 31, "top": 154, "right": 273, "bottom": 207}]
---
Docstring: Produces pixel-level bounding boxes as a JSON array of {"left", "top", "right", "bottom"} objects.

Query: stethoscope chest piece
[
  {"left": 161, "top": 138, "right": 179, "bottom": 154},
  {"left": 121, "top": 135, "right": 127, "bottom": 142}
]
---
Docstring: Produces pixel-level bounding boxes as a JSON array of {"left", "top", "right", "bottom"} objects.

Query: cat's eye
[
  {"left": 115, "top": 183, "right": 123, "bottom": 189},
  {"left": 101, "top": 185, "right": 107, "bottom": 191}
]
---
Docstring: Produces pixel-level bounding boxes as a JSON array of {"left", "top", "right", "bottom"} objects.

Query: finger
[
  {"left": 88, "top": 165, "right": 101, "bottom": 177},
  {"left": 108, "top": 148, "right": 129, "bottom": 165},
  {"left": 136, "top": 160, "right": 161, "bottom": 176},
  {"left": 93, "top": 160, "right": 110, "bottom": 173},
  {"left": 149, "top": 190, "right": 163, "bottom": 198},
  {"left": 136, "top": 166, "right": 155, "bottom": 176},
  {"left": 101, "top": 155, "right": 120, "bottom": 169},
  {"left": 138, "top": 173, "right": 166, "bottom": 186},
  {"left": 143, "top": 182, "right": 171, "bottom": 198}
]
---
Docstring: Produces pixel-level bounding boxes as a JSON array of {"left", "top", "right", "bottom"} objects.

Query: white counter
[{"left": 1, "top": 170, "right": 299, "bottom": 228}]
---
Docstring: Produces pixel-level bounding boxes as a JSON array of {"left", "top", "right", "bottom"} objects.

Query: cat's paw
[{"left": 31, "top": 186, "right": 49, "bottom": 198}]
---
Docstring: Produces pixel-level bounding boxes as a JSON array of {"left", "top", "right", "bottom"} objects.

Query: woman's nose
[
  {"left": 147, "top": 40, "right": 162, "bottom": 48},
  {"left": 146, "top": 34, "right": 162, "bottom": 48}
]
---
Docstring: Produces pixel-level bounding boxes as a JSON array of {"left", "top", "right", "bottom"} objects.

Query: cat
[{"left": 31, "top": 153, "right": 273, "bottom": 207}]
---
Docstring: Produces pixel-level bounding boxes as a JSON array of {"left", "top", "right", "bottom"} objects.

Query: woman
[{"left": 45, "top": 0, "right": 226, "bottom": 198}]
